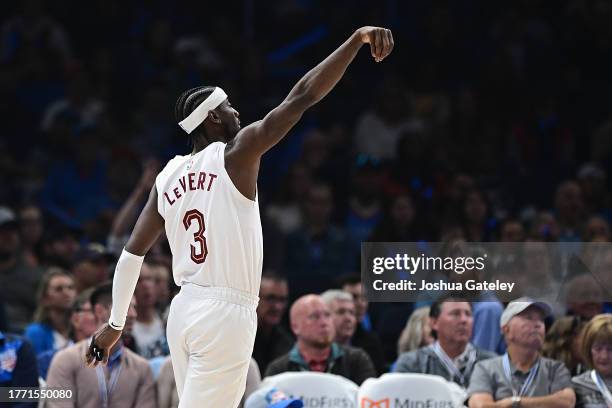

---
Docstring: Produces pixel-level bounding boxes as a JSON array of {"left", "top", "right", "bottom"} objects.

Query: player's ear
[{"left": 208, "top": 110, "right": 222, "bottom": 124}]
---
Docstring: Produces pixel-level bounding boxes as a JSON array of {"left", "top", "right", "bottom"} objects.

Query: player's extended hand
[
  {"left": 357, "top": 26, "right": 394, "bottom": 62},
  {"left": 85, "top": 323, "right": 122, "bottom": 367}
]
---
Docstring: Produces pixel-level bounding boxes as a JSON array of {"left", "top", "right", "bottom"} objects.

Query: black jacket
[
  {"left": 352, "top": 325, "right": 386, "bottom": 374},
  {"left": 252, "top": 325, "right": 294, "bottom": 374}
]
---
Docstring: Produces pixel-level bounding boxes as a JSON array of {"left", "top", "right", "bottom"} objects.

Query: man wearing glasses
[{"left": 253, "top": 273, "right": 293, "bottom": 374}]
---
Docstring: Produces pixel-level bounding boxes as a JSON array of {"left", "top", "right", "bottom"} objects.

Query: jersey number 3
[{"left": 183, "top": 209, "right": 208, "bottom": 264}]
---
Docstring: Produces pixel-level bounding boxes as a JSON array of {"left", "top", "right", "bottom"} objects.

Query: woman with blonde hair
[
  {"left": 397, "top": 306, "right": 433, "bottom": 355},
  {"left": 572, "top": 314, "right": 612, "bottom": 407},
  {"left": 24, "top": 267, "right": 76, "bottom": 355}
]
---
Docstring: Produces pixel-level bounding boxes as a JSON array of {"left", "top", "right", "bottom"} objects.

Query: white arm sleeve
[{"left": 108, "top": 248, "right": 144, "bottom": 330}]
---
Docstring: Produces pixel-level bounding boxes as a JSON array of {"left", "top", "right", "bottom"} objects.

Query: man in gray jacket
[
  {"left": 46, "top": 282, "right": 156, "bottom": 408},
  {"left": 394, "top": 295, "right": 496, "bottom": 389}
]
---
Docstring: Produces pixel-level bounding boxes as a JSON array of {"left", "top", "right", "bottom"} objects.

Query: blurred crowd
[{"left": 3, "top": 0, "right": 612, "bottom": 406}]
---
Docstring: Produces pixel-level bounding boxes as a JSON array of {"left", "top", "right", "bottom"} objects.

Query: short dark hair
[
  {"left": 261, "top": 270, "right": 287, "bottom": 284},
  {"left": 174, "top": 86, "right": 216, "bottom": 146},
  {"left": 90, "top": 281, "right": 113, "bottom": 308},
  {"left": 429, "top": 294, "right": 471, "bottom": 339}
]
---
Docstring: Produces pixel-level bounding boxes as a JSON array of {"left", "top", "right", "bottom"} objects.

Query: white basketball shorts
[{"left": 166, "top": 283, "right": 259, "bottom": 408}]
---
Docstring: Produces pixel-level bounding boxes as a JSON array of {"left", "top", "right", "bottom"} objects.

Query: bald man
[{"left": 264, "top": 294, "right": 376, "bottom": 385}]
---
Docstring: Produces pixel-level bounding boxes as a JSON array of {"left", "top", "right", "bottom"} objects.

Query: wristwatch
[{"left": 511, "top": 396, "right": 521, "bottom": 408}]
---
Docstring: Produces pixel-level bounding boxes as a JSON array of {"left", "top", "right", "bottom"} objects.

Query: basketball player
[{"left": 85, "top": 26, "right": 394, "bottom": 407}]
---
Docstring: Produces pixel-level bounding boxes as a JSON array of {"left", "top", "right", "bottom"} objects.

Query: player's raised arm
[
  {"left": 227, "top": 26, "right": 394, "bottom": 164},
  {"left": 85, "top": 185, "right": 164, "bottom": 367}
]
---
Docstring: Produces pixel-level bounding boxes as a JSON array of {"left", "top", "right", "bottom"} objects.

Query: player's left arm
[{"left": 86, "top": 186, "right": 164, "bottom": 367}]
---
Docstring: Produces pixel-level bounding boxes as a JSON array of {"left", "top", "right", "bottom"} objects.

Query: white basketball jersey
[{"left": 155, "top": 142, "right": 263, "bottom": 295}]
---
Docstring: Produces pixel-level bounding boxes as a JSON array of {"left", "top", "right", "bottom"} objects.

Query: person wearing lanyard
[
  {"left": 467, "top": 297, "right": 575, "bottom": 407},
  {"left": 46, "top": 282, "right": 156, "bottom": 408},
  {"left": 572, "top": 314, "right": 612, "bottom": 407},
  {"left": 394, "top": 296, "right": 496, "bottom": 390}
]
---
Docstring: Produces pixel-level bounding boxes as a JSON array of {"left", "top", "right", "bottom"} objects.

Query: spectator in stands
[
  {"left": 440, "top": 241, "right": 505, "bottom": 355},
  {"left": 572, "top": 314, "right": 612, "bottom": 407},
  {"left": 46, "top": 281, "right": 155, "bottom": 408},
  {"left": 520, "top": 240, "right": 565, "bottom": 317},
  {"left": 461, "top": 189, "right": 493, "bottom": 242},
  {"left": 583, "top": 215, "right": 610, "bottom": 242},
  {"left": 529, "top": 211, "right": 561, "bottom": 242},
  {"left": 37, "top": 288, "right": 96, "bottom": 379},
  {"left": 39, "top": 121, "right": 111, "bottom": 230},
  {"left": 133, "top": 261, "right": 168, "bottom": 359},
  {"left": 338, "top": 274, "right": 371, "bottom": 331},
  {"left": 283, "top": 185, "right": 353, "bottom": 298},
  {"left": 543, "top": 315, "right": 587, "bottom": 376},
  {"left": 338, "top": 274, "right": 386, "bottom": 373},
  {"left": 353, "top": 75, "right": 421, "bottom": 161},
  {"left": 468, "top": 297, "right": 575, "bottom": 407},
  {"left": 253, "top": 272, "right": 293, "bottom": 374},
  {"left": 369, "top": 194, "right": 427, "bottom": 243},
  {"left": 577, "top": 163, "right": 610, "bottom": 219},
  {"left": 0, "top": 330, "right": 39, "bottom": 408},
  {"left": 499, "top": 218, "right": 525, "bottom": 242},
  {"left": 25, "top": 267, "right": 75, "bottom": 355},
  {"left": 69, "top": 288, "right": 97, "bottom": 342},
  {"left": 555, "top": 180, "right": 586, "bottom": 242},
  {"left": 564, "top": 273, "right": 604, "bottom": 321},
  {"left": 345, "top": 156, "right": 384, "bottom": 247},
  {"left": 471, "top": 295, "right": 506, "bottom": 355},
  {"left": 0, "top": 206, "right": 44, "bottom": 332},
  {"left": 395, "top": 296, "right": 496, "bottom": 389},
  {"left": 42, "top": 224, "right": 81, "bottom": 270},
  {"left": 71, "top": 243, "right": 112, "bottom": 294},
  {"left": 397, "top": 306, "right": 433, "bottom": 355},
  {"left": 321, "top": 289, "right": 385, "bottom": 374},
  {"left": 321, "top": 290, "right": 356, "bottom": 345},
  {"left": 265, "top": 294, "right": 376, "bottom": 385},
  {"left": 150, "top": 259, "right": 173, "bottom": 314},
  {"left": 266, "top": 163, "right": 312, "bottom": 235},
  {"left": 18, "top": 204, "right": 44, "bottom": 267}
]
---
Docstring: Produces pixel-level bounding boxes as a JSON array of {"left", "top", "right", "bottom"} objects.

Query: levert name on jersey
[{"left": 163, "top": 171, "right": 219, "bottom": 206}]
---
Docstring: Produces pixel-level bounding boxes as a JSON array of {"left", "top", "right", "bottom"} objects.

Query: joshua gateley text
[{"left": 372, "top": 279, "right": 515, "bottom": 293}]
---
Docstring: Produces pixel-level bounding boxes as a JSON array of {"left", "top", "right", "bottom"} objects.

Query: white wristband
[{"left": 108, "top": 248, "right": 144, "bottom": 330}]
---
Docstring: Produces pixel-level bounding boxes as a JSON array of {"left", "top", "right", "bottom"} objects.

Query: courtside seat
[
  {"left": 358, "top": 373, "right": 467, "bottom": 408},
  {"left": 245, "top": 372, "right": 358, "bottom": 408}
]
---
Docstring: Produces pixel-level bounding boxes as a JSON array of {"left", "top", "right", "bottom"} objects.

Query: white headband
[{"left": 178, "top": 87, "right": 228, "bottom": 134}]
